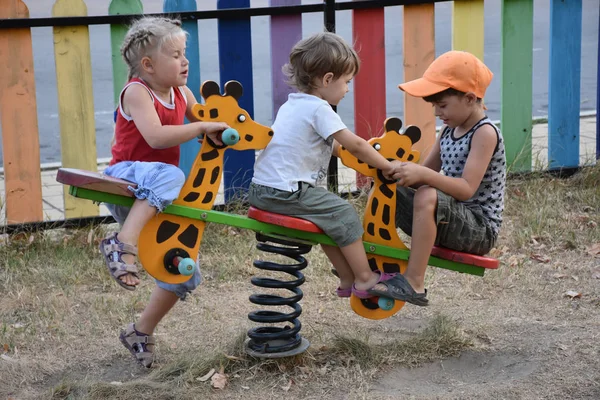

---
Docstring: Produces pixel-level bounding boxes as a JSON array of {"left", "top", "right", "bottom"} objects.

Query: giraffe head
[
  {"left": 339, "top": 117, "right": 421, "bottom": 177},
  {"left": 191, "top": 80, "right": 274, "bottom": 151}
]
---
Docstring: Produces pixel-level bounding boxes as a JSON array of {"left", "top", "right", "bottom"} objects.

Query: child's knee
[
  {"left": 159, "top": 165, "right": 186, "bottom": 191},
  {"left": 413, "top": 187, "right": 437, "bottom": 212},
  {"left": 155, "top": 268, "right": 202, "bottom": 301}
]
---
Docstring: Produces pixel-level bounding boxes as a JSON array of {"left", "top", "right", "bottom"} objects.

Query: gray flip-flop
[{"left": 367, "top": 274, "right": 429, "bottom": 306}]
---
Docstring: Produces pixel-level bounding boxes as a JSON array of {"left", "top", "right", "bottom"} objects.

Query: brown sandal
[
  {"left": 99, "top": 233, "right": 140, "bottom": 291},
  {"left": 119, "top": 323, "right": 155, "bottom": 368}
]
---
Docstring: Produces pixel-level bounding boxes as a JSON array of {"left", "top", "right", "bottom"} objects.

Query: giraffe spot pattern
[
  {"left": 371, "top": 197, "right": 379, "bottom": 216},
  {"left": 209, "top": 109, "right": 218, "bottom": 118},
  {"left": 382, "top": 262, "right": 401, "bottom": 274},
  {"left": 210, "top": 167, "right": 220, "bottom": 184},
  {"left": 368, "top": 258, "right": 378, "bottom": 272},
  {"left": 244, "top": 134, "right": 253, "bottom": 142},
  {"left": 202, "top": 192, "right": 213, "bottom": 204},
  {"left": 183, "top": 192, "right": 200, "bottom": 202},
  {"left": 198, "top": 109, "right": 204, "bottom": 118},
  {"left": 396, "top": 148, "right": 405, "bottom": 158},
  {"left": 382, "top": 204, "right": 390, "bottom": 225},
  {"left": 193, "top": 168, "right": 206, "bottom": 188},
  {"left": 178, "top": 224, "right": 199, "bottom": 248},
  {"left": 379, "top": 184, "right": 394, "bottom": 199},
  {"left": 201, "top": 149, "right": 219, "bottom": 162},
  {"left": 367, "top": 222, "right": 375, "bottom": 236},
  {"left": 156, "top": 220, "right": 180, "bottom": 244},
  {"left": 378, "top": 228, "right": 392, "bottom": 241}
]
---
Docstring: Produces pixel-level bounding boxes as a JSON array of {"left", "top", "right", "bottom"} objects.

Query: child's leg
[
  {"left": 403, "top": 186, "right": 438, "bottom": 294},
  {"left": 134, "top": 286, "right": 179, "bottom": 335},
  {"left": 321, "top": 244, "right": 355, "bottom": 290},
  {"left": 101, "top": 161, "right": 185, "bottom": 289}
]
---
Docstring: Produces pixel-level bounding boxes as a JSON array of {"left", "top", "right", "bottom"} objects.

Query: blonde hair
[
  {"left": 283, "top": 32, "right": 360, "bottom": 92},
  {"left": 121, "top": 16, "right": 188, "bottom": 80}
]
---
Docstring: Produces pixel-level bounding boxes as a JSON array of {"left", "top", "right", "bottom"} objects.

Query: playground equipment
[{"left": 57, "top": 80, "right": 499, "bottom": 358}]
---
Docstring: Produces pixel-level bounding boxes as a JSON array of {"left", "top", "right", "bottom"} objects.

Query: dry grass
[{"left": 1, "top": 164, "right": 599, "bottom": 399}]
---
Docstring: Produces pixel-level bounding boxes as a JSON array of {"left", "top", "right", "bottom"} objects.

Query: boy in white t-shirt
[{"left": 249, "top": 32, "right": 409, "bottom": 301}]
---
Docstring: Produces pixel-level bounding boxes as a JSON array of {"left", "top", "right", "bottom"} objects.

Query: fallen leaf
[
  {"left": 564, "top": 290, "right": 582, "bottom": 299},
  {"left": 586, "top": 243, "right": 600, "bottom": 257},
  {"left": 552, "top": 273, "right": 568, "bottom": 279},
  {"left": 281, "top": 379, "right": 293, "bottom": 392},
  {"left": 211, "top": 372, "right": 228, "bottom": 389},
  {"left": 513, "top": 188, "right": 525, "bottom": 197},
  {"left": 241, "top": 386, "right": 250, "bottom": 390},
  {"left": 531, "top": 253, "right": 551, "bottom": 263},
  {"left": 3, "top": 343, "right": 9, "bottom": 353},
  {"left": 197, "top": 368, "right": 215, "bottom": 382}
]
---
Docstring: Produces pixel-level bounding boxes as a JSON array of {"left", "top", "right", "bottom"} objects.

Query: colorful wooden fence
[{"left": 0, "top": 0, "right": 596, "bottom": 225}]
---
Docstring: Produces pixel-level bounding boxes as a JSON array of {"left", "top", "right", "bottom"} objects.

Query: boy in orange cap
[{"left": 389, "top": 50, "right": 506, "bottom": 306}]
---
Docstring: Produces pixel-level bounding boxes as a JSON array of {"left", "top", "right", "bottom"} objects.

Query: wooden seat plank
[{"left": 56, "top": 168, "right": 135, "bottom": 198}]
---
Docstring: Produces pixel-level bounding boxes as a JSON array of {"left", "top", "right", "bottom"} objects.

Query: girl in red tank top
[{"left": 98, "top": 17, "right": 230, "bottom": 368}]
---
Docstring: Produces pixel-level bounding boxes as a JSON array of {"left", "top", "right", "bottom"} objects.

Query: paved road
[{"left": 0, "top": 0, "right": 598, "bottom": 164}]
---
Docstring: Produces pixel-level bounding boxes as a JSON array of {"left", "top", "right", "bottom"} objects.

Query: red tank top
[{"left": 110, "top": 78, "right": 187, "bottom": 166}]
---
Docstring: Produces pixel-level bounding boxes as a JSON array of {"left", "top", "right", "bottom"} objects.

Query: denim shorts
[
  {"left": 248, "top": 182, "right": 363, "bottom": 247},
  {"left": 104, "top": 161, "right": 202, "bottom": 299},
  {"left": 395, "top": 186, "right": 496, "bottom": 255}
]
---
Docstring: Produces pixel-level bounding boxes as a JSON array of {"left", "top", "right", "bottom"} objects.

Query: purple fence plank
[{"left": 269, "top": 0, "right": 302, "bottom": 119}]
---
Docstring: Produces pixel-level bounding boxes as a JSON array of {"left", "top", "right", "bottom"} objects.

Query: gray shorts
[
  {"left": 248, "top": 183, "right": 364, "bottom": 247},
  {"left": 395, "top": 186, "right": 496, "bottom": 255}
]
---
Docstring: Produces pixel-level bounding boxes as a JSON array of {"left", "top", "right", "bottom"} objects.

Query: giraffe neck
[
  {"left": 363, "top": 179, "right": 406, "bottom": 249},
  {"left": 174, "top": 144, "right": 225, "bottom": 210}
]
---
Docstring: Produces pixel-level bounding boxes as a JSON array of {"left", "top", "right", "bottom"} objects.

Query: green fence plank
[
  {"left": 108, "top": 0, "right": 143, "bottom": 108},
  {"left": 501, "top": 0, "right": 533, "bottom": 171}
]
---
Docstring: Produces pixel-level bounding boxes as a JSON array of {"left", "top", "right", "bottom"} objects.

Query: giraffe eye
[
  {"left": 237, "top": 114, "right": 246, "bottom": 123},
  {"left": 373, "top": 143, "right": 381, "bottom": 151}
]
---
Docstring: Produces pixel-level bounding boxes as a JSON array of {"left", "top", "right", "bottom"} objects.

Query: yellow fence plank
[
  {"left": 403, "top": 4, "right": 436, "bottom": 159},
  {"left": 452, "top": 0, "right": 484, "bottom": 60},
  {"left": 52, "top": 0, "right": 99, "bottom": 218},
  {"left": 0, "top": 0, "right": 44, "bottom": 224}
]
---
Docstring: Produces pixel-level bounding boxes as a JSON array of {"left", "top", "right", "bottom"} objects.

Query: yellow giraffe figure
[
  {"left": 138, "top": 80, "right": 273, "bottom": 284},
  {"left": 338, "top": 117, "right": 421, "bottom": 319}
]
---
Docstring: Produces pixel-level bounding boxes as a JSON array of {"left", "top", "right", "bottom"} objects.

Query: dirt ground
[{"left": 1, "top": 168, "right": 599, "bottom": 399}]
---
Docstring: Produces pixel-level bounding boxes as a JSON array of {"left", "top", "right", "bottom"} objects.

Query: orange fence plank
[
  {"left": 353, "top": 7, "right": 386, "bottom": 188},
  {"left": 403, "top": 4, "right": 436, "bottom": 160},
  {"left": 0, "top": 0, "right": 43, "bottom": 224}
]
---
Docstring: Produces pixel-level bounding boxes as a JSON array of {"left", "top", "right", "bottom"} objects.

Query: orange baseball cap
[{"left": 398, "top": 50, "right": 493, "bottom": 99}]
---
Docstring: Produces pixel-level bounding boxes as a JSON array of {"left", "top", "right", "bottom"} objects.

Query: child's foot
[
  {"left": 352, "top": 272, "right": 429, "bottom": 306},
  {"left": 119, "top": 323, "right": 155, "bottom": 368},
  {"left": 368, "top": 273, "right": 429, "bottom": 306},
  {"left": 99, "top": 233, "right": 140, "bottom": 290},
  {"left": 335, "top": 286, "right": 352, "bottom": 298}
]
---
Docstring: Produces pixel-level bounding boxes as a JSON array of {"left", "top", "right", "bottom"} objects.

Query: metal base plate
[{"left": 244, "top": 337, "right": 310, "bottom": 359}]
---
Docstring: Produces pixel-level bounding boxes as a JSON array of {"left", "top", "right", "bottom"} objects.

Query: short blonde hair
[
  {"left": 283, "top": 32, "right": 360, "bottom": 92},
  {"left": 121, "top": 17, "right": 188, "bottom": 80}
]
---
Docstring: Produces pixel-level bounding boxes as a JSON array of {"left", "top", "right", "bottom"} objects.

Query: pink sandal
[{"left": 351, "top": 271, "right": 398, "bottom": 299}]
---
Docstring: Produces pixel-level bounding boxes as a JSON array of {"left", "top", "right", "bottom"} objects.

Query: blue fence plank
[
  {"left": 548, "top": 0, "right": 582, "bottom": 169},
  {"left": 218, "top": 0, "right": 255, "bottom": 202},
  {"left": 163, "top": 0, "right": 201, "bottom": 178}
]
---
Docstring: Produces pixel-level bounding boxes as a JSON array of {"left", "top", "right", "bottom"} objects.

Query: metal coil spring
[{"left": 247, "top": 233, "right": 311, "bottom": 355}]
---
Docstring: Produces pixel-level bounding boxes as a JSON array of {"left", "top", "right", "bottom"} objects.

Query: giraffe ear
[
  {"left": 403, "top": 126, "right": 421, "bottom": 145},
  {"left": 224, "top": 80, "right": 243, "bottom": 100},
  {"left": 201, "top": 81, "right": 221, "bottom": 100},
  {"left": 384, "top": 117, "right": 403, "bottom": 134}
]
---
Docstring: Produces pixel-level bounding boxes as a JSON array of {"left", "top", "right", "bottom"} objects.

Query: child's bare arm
[
  {"left": 125, "top": 85, "right": 227, "bottom": 149},
  {"left": 392, "top": 124, "right": 497, "bottom": 201},
  {"left": 332, "top": 128, "right": 393, "bottom": 175}
]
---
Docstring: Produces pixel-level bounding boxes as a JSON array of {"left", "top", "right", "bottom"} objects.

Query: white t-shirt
[{"left": 252, "top": 93, "right": 347, "bottom": 191}]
